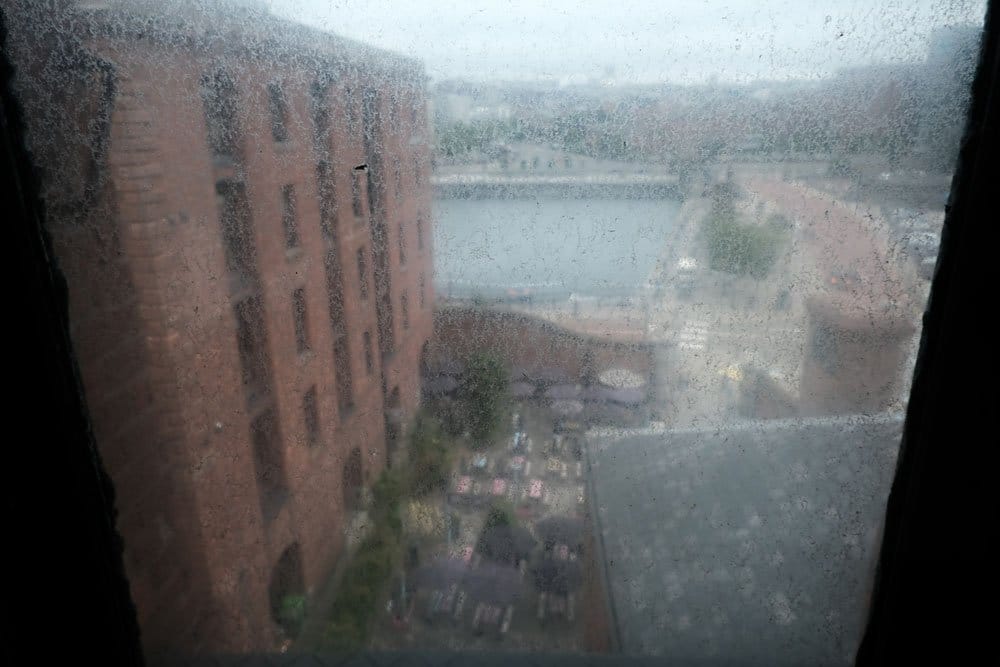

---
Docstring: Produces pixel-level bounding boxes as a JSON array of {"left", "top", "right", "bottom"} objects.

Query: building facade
[
  {"left": 6, "top": 1, "right": 433, "bottom": 655},
  {"left": 740, "top": 178, "right": 919, "bottom": 418}
]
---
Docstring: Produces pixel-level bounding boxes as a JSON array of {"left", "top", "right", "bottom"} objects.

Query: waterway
[{"left": 433, "top": 197, "right": 682, "bottom": 300}]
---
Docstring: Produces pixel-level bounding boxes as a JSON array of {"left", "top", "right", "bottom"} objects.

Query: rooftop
[
  {"left": 587, "top": 413, "right": 903, "bottom": 665},
  {"left": 743, "top": 178, "right": 916, "bottom": 331},
  {"left": 68, "top": 0, "right": 425, "bottom": 82}
]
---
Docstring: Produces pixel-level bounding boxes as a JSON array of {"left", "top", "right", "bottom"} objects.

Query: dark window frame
[
  {"left": 267, "top": 81, "right": 290, "bottom": 143},
  {"left": 351, "top": 171, "right": 364, "bottom": 218},
  {"left": 302, "top": 385, "right": 319, "bottom": 448},
  {"left": 363, "top": 331, "right": 374, "bottom": 376},
  {"left": 280, "top": 183, "right": 299, "bottom": 249},
  {"left": 291, "top": 286, "right": 309, "bottom": 354},
  {"left": 233, "top": 294, "right": 272, "bottom": 399},
  {"left": 332, "top": 336, "right": 354, "bottom": 414},
  {"left": 398, "top": 222, "right": 406, "bottom": 265},
  {"left": 216, "top": 179, "right": 258, "bottom": 291},
  {"left": 356, "top": 246, "right": 369, "bottom": 299},
  {"left": 201, "top": 67, "right": 242, "bottom": 162},
  {"left": 249, "top": 408, "right": 289, "bottom": 520}
]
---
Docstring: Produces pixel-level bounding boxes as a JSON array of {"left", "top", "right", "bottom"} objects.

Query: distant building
[
  {"left": 800, "top": 296, "right": 915, "bottom": 415},
  {"left": 6, "top": 0, "right": 433, "bottom": 655},
  {"left": 918, "top": 24, "right": 982, "bottom": 168},
  {"left": 741, "top": 179, "right": 918, "bottom": 417}
]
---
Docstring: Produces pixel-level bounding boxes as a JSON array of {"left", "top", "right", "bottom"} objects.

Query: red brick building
[
  {"left": 5, "top": 1, "right": 433, "bottom": 655},
  {"left": 743, "top": 178, "right": 918, "bottom": 416}
]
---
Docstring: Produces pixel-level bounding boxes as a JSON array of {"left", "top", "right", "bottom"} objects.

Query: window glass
[
  {"left": 281, "top": 184, "right": 299, "bottom": 249},
  {"left": 2, "top": 0, "right": 985, "bottom": 662},
  {"left": 292, "top": 287, "right": 309, "bottom": 353}
]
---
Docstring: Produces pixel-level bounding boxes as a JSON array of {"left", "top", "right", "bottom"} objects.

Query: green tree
[
  {"left": 371, "top": 467, "right": 407, "bottom": 538},
  {"left": 323, "top": 473, "right": 404, "bottom": 651},
  {"left": 277, "top": 594, "right": 306, "bottom": 638},
  {"left": 483, "top": 498, "right": 516, "bottom": 530},
  {"left": 703, "top": 196, "right": 786, "bottom": 279},
  {"left": 459, "top": 353, "right": 509, "bottom": 444},
  {"left": 408, "top": 413, "right": 452, "bottom": 496}
]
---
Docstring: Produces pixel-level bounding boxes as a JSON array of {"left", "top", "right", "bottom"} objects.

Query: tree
[
  {"left": 459, "top": 353, "right": 509, "bottom": 443},
  {"left": 371, "top": 467, "right": 407, "bottom": 538},
  {"left": 702, "top": 193, "right": 786, "bottom": 279},
  {"left": 483, "top": 498, "right": 516, "bottom": 530},
  {"left": 408, "top": 414, "right": 452, "bottom": 496}
]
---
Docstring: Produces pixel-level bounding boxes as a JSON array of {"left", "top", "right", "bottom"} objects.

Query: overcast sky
[{"left": 265, "top": 0, "right": 985, "bottom": 84}]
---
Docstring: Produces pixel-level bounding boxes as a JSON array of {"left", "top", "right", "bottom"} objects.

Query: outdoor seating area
[
  {"left": 374, "top": 402, "right": 593, "bottom": 650},
  {"left": 423, "top": 353, "right": 651, "bottom": 433}
]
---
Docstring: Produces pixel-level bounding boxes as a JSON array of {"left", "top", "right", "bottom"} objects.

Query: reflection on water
[{"left": 434, "top": 198, "right": 681, "bottom": 299}]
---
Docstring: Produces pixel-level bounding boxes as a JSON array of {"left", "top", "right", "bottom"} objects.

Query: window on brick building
[
  {"left": 216, "top": 180, "right": 258, "bottom": 290},
  {"left": 267, "top": 82, "right": 290, "bottom": 143},
  {"left": 332, "top": 336, "right": 354, "bottom": 413},
  {"left": 398, "top": 223, "right": 406, "bottom": 265},
  {"left": 342, "top": 447, "right": 363, "bottom": 511},
  {"left": 351, "top": 171, "right": 364, "bottom": 218},
  {"left": 250, "top": 408, "right": 288, "bottom": 519},
  {"left": 356, "top": 246, "right": 368, "bottom": 299},
  {"left": 363, "top": 331, "right": 374, "bottom": 375},
  {"left": 269, "top": 543, "right": 306, "bottom": 636},
  {"left": 419, "top": 273, "right": 426, "bottom": 309},
  {"left": 280, "top": 184, "right": 299, "bottom": 249},
  {"left": 201, "top": 68, "right": 241, "bottom": 162},
  {"left": 378, "top": 289, "right": 396, "bottom": 355},
  {"left": 315, "top": 159, "right": 336, "bottom": 238},
  {"left": 310, "top": 81, "right": 332, "bottom": 150},
  {"left": 233, "top": 295, "right": 271, "bottom": 401},
  {"left": 322, "top": 246, "right": 347, "bottom": 336},
  {"left": 400, "top": 292, "right": 410, "bottom": 330},
  {"left": 345, "top": 89, "right": 359, "bottom": 135},
  {"left": 302, "top": 386, "right": 319, "bottom": 448},
  {"left": 416, "top": 214, "right": 425, "bottom": 251},
  {"left": 292, "top": 287, "right": 309, "bottom": 354}
]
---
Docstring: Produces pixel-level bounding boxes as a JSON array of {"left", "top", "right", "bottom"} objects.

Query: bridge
[{"left": 432, "top": 172, "right": 681, "bottom": 199}]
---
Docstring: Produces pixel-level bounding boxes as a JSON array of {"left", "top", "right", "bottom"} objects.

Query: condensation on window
[{"left": 1, "top": 0, "right": 985, "bottom": 663}]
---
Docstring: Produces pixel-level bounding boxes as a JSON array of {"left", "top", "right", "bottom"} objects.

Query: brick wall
[
  {"left": 429, "top": 307, "right": 655, "bottom": 390},
  {"left": 8, "top": 4, "right": 432, "bottom": 655},
  {"left": 799, "top": 297, "right": 915, "bottom": 416}
]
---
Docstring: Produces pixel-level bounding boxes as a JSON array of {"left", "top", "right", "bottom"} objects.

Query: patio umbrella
[
  {"left": 530, "top": 557, "right": 583, "bottom": 595},
  {"left": 580, "top": 385, "right": 615, "bottom": 402},
  {"left": 606, "top": 386, "right": 645, "bottom": 405},
  {"left": 551, "top": 399, "right": 584, "bottom": 416},
  {"left": 423, "top": 375, "right": 460, "bottom": 397},
  {"left": 598, "top": 368, "right": 645, "bottom": 389},
  {"left": 535, "top": 516, "right": 585, "bottom": 551},
  {"left": 411, "top": 558, "right": 469, "bottom": 590},
  {"left": 510, "top": 381, "right": 536, "bottom": 399},
  {"left": 462, "top": 562, "right": 524, "bottom": 605},
  {"left": 530, "top": 367, "right": 573, "bottom": 385},
  {"left": 476, "top": 524, "right": 537, "bottom": 566},
  {"left": 545, "top": 384, "right": 581, "bottom": 400},
  {"left": 435, "top": 356, "right": 465, "bottom": 376}
]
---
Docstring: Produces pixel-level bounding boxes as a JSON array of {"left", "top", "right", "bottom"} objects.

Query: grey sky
[{"left": 265, "top": 0, "right": 985, "bottom": 84}]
